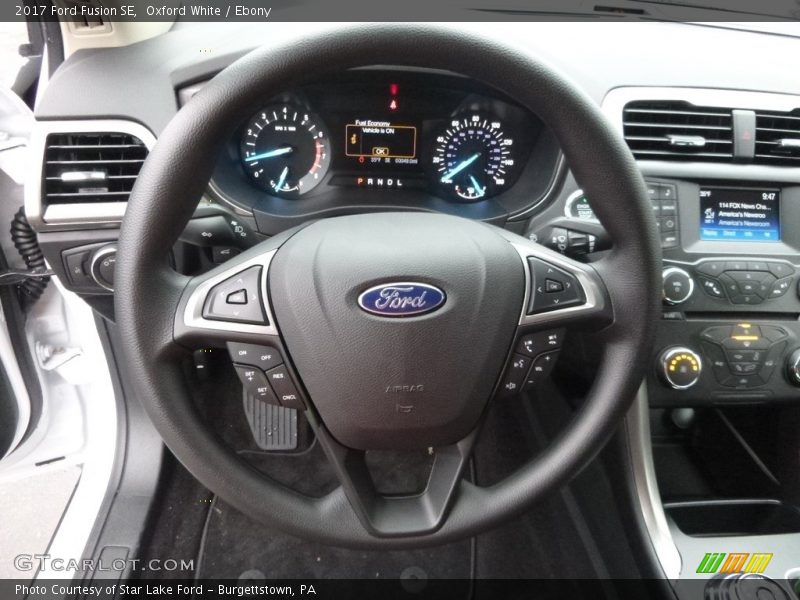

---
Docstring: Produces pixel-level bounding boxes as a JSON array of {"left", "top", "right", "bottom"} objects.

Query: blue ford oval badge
[{"left": 357, "top": 282, "right": 446, "bottom": 317}]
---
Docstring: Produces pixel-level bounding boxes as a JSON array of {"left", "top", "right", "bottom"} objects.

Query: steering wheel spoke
[
  {"left": 511, "top": 239, "right": 612, "bottom": 332},
  {"left": 174, "top": 245, "right": 282, "bottom": 349},
  {"left": 493, "top": 239, "right": 613, "bottom": 399},
  {"left": 311, "top": 414, "right": 479, "bottom": 538}
]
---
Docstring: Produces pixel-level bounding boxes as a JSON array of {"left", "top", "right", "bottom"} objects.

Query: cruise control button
[
  {"left": 234, "top": 365, "right": 279, "bottom": 405},
  {"left": 227, "top": 342, "right": 283, "bottom": 370},
  {"left": 265, "top": 365, "right": 304, "bottom": 409},
  {"left": 202, "top": 266, "right": 267, "bottom": 325},
  {"left": 517, "top": 329, "right": 564, "bottom": 357}
]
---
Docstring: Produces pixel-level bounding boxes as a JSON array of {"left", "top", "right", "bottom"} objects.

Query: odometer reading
[
  {"left": 432, "top": 115, "right": 514, "bottom": 201},
  {"left": 240, "top": 104, "right": 331, "bottom": 197}
]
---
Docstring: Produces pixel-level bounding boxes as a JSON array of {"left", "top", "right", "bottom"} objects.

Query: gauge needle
[
  {"left": 469, "top": 175, "right": 486, "bottom": 197},
  {"left": 440, "top": 153, "right": 481, "bottom": 182},
  {"left": 245, "top": 146, "right": 294, "bottom": 162},
  {"left": 274, "top": 166, "right": 289, "bottom": 191}
]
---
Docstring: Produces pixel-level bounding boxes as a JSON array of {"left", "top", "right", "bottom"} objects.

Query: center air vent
[
  {"left": 43, "top": 132, "right": 148, "bottom": 206},
  {"left": 754, "top": 110, "right": 800, "bottom": 166},
  {"left": 622, "top": 101, "right": 733, "bottom": 162}
]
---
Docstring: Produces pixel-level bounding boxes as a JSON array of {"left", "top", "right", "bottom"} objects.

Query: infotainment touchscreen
[{"left": 699, "top": 187, "right": 780, "bottom": 242}]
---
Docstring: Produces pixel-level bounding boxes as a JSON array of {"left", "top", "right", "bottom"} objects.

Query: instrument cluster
[{"left": 209, "top": 70, "right": 561, "bottom": 229}]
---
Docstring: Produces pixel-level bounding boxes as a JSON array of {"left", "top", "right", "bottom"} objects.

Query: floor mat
[{"left": 195, "top": 496, "right": 472, "bottom": 598}]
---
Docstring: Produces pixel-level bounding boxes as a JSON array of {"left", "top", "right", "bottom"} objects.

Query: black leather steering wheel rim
[{"left": 116, "top": 24, "right": 661, "bottom": 548}]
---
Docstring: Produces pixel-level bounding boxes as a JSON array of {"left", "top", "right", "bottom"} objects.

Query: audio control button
[
  {"left": 730, "top": 294, "right": 763, "bottom": 305},
  {"left": 767, "top": 262, "right": 794, "bottom": 278},
  {"left": 770, "top": 277, "right": 792, "bottom": 298},
  {"left": 696, "top": 261, "right": 726, "bottom": 277},
  {"left": 747, "top": 262, "right": 770, "bottom": 272},
  {"left": 725, "top": 261, "right": 748, "bottom": 271},
  {"left": 699, "top": 277, "right": 725, "bottom": 298},
  {"left": 662, "top": 267, "right": 694, "bottom": 305},
  {"left": 718, "top": 273, "right": 739, "bottom": 296}
]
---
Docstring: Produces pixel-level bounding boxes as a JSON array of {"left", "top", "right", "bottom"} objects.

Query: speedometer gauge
[
  {"left": 240, "top": 104, "right": 331, "bottom": 197},
  {"left": 432, "top": 114, "right": 514, "bottom": 201}
]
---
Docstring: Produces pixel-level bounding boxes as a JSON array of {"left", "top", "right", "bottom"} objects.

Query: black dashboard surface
[{"left": 36, "top": 22, "right": 800, "bottom": 135}]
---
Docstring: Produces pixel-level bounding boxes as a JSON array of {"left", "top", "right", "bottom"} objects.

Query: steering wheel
[{"left": 115, "top": 25, "right": 660, "bottom": 548}]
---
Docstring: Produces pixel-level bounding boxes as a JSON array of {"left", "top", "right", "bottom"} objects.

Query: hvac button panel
[
  {"left": 699, "top": 323, "right": 788, "bottom": 389},
  {"left": 202, "top": 265, "right": 267, "bottom": 325},
  {"left": 695, "top": 260, "right": 795, "bottom": 305}
]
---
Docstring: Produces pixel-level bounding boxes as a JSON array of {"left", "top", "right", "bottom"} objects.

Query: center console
[
  {"left": 600, "top": 87, "right": 800, "bottom": 597},
  {"left": 644, "top": 179, "right": 800, "bottom": 407}
]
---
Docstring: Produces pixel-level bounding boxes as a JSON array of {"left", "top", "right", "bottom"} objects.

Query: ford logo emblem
[{"left": 357, "top": 282, "right": 446, "bottom": 317}]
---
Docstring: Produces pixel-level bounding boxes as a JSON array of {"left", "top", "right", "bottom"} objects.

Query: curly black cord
[{"left": 10, "top": 208, "right": 49, "bottom": 310}]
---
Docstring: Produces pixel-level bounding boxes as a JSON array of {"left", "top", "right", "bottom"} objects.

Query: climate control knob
[
  {"left": 659, "top": 347, "right": 702, "bottom": 390},
  {"left": 662, "top": 267, "right": 694, "bottom": 305},
  {"left": 786, "top": 349, "right": 800, "bottom": 387}
]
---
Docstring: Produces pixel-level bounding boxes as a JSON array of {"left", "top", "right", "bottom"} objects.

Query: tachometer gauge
[
  {"left": 240, "top": 104, "right": 331, "bottom": 197},
  {"left": 432, "top": 114, "right": 514, "bottom": 201}
]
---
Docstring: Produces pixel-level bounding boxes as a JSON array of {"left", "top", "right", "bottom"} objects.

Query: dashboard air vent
[
  {"left": 754, "top": 110, "right": 800, "bottom": 166},
  {"left": 622, "top": 101, "right": 733, "bottom": 162},
  {"left": 43, "top": 132, "right": 148, "bottom": 205}
]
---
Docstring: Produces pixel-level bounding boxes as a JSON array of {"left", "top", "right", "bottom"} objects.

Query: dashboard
[
  {"left": 25, "top": 22, "right": 800, "bottom": 410},
  {"left": 198, "top": 70, "right": 560, "bottom": 232}
]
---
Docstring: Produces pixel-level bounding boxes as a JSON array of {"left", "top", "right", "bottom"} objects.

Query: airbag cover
[{"left": 269, "top": 212, "right": 523, "bottom": 450}]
